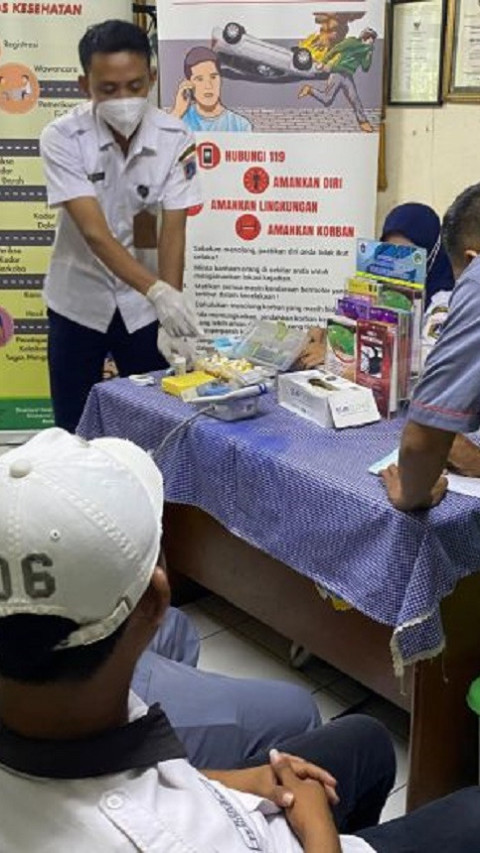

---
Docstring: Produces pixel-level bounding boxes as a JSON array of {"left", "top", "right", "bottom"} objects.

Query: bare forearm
[
  {"left": 203, "top": 768, "right": 341, "bottom": 852},
  {"left": 201, "top": 768, "right": 259, "bottom": 793},
  {"left": 86, "top": 231, "right": 156, "bottom": 296},
  {"left": 398, "top": 422, "right": 455, "bottom": 508},
  {"left": 63, "top": 198, "right": 158, "bottom": 297},
  {"left": 303, "top": 810, "right": 341, "bottom": 853},
  {"left": 158, "top": 228, "right": 185, "bottom": 291},
  {"left": 304, "top": 833, "right": 341, "bottom": 853}
]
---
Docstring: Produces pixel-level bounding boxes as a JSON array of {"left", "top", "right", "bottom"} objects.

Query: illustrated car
[{"left": 211, "top": 22, "right": 327, "bottom": 83}]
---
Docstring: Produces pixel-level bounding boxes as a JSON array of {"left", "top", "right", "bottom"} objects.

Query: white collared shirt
[
  {"left": 0, "top": 694, "right": 375, "bottom": 852},
  {"left": 40, "top": 103, "right": 202, "bottom": 333}
]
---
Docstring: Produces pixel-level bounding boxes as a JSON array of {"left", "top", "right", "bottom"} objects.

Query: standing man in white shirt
[
  {"left": 0, "top": 428, "right": 479, "bottom": 852},
  {"left": 40, "top": 20, "right": 202, "bottom": 432}
]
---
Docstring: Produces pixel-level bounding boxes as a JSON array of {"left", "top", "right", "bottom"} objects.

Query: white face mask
[{"left": 96, "top": 96, "right": 148, "bottom": 139}]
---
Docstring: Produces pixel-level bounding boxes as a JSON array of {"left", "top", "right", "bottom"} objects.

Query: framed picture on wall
[
  {"left": 388, "top": 0, "right": 447, "bottom": 105},
  {"left": 444, "top": 0, "right": 480, "bottom": 101}
]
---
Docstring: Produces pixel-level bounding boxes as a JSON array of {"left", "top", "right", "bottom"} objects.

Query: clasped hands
[
  {"left": 214, "top": 749, "right": 339, "bottom": 845},
  {"left": 252, "top": 749, "right": 339, "bottom": 809}
]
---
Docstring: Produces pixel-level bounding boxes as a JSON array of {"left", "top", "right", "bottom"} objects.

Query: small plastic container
[
  {"left": 172, "top": 355, "right": 187, "bottom": 376},
  {"left": 231, "top": 320, "right": 309, "bottom": 373}
]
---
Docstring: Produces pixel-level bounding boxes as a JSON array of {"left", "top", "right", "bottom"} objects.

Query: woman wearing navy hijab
[
  {"left": 380, "top": 202, "right": 455, "bottom": 308},
  {"left": 299, "top": 202, "right": 455, "bottom": 369}
]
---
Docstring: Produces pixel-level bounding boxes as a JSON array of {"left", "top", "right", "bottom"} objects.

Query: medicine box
[{"left": 277, "top": 369, "right": 380, "bottom": 429}]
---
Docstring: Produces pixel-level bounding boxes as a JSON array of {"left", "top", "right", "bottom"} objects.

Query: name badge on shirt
[{"left": 88, "top": 171, "right": 106, "bottom": 183}]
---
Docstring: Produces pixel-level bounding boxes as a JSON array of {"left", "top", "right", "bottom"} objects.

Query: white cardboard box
[{"left": 277, "top": 369, "right": 380, "bottom": 429}]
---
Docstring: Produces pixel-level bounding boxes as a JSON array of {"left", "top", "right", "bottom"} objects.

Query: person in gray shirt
[{"left": 383, "top": 183, "right": 480, "bottom": 511}]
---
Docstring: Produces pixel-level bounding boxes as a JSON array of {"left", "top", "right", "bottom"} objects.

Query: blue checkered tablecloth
[{"left": 78, "top": 377, "right": 480, "bottom": 674}]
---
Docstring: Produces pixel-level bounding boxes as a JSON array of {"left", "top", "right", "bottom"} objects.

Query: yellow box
[{"left": 161, "top": 371, "right": 213, "bottom": 397}]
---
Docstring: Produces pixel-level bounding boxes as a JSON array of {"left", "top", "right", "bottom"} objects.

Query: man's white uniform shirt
[
  {"left": 40, "top": 103, "right": 202, "bottom": 334},
  {"left": 0, "top": 694, "right": 375, "bottom": 852}
]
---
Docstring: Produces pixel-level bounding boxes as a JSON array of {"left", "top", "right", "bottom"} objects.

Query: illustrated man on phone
[{"left": 172, "top": 46, "right": 252, "bottom": 132}]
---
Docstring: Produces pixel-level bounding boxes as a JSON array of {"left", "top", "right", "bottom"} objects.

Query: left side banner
[{"left": 0, "top": 0, "right": 131, "bottom": 435}]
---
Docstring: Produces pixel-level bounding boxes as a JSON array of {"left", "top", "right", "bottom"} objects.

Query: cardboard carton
[{"left": 278, "top": 369, "right": 380, "bottom": 429}]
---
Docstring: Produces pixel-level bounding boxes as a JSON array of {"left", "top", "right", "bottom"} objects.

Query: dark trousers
[
  {"left": 246, "top": 715, "right": 480, "bottom": 851},
  {"left": 47, "top": 309, "right": 168, "bottom": 433},
  {"left": 245, "top": 714, "right": 395, "bottom": 834},
  {"left": 359, "top": 786, "right": 480, "bottom": 852}
]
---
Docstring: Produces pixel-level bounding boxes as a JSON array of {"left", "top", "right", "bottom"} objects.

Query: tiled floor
[{"left": 182, "top": 593, "right": 410, "bottom": 822}]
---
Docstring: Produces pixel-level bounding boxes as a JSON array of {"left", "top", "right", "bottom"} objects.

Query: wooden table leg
[{"left": 407, "top": 571, "right": 480, "bottom": 810}]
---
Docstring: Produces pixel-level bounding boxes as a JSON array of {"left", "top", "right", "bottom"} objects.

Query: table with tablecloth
[
  {"left": 78, "top": 376, "right": 480, "bottom": 677},
  {"left": 79, "top": 376, "right": 480, "bottom": 807}
]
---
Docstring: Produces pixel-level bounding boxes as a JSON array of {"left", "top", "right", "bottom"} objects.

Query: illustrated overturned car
[{"left": 211, "top": 22, "right": 327, "bottom": 82}]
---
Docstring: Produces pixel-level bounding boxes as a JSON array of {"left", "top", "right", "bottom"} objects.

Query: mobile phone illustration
[{"left": 200, "top": 145, "right": 214, "bottom": 167}]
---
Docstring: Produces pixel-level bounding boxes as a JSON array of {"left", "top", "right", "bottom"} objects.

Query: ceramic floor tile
[
  {"left": 198, "top": 628, "right": 317, "bottom": 691},
  {"left": 196, "top": 594, "right": 251, "bottom": 629},
  {"left": 231, "top": 620, "right": 346, "bottom": 692},
  {"left": 391, "top": 735, "right": 409, "bottom": 791},
  {"left": 179, "top": 602, "right": 228, "bottom": 641},
  {"left": 311, "top": 688, "right": 350, "bottom": 721},
  {"left": 380, "top": 785, "right": 407, "bottom": 823}
]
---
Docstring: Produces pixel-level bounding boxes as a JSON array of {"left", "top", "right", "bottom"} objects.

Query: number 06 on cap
[{"left": 0, "top": 428, "right": 164, "bottom": 649}]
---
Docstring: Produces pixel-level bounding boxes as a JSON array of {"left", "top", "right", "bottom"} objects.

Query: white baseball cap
[{"left": 0, "top": 428, "right": 164, "bottom": 649}]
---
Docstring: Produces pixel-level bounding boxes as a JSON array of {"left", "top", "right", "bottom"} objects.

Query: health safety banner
[
  {"left": 156, "top": 1, "right": 385, "bottom": 337},
  {"left": 0, "top": 0, "right": 131, "bottom": 434}
]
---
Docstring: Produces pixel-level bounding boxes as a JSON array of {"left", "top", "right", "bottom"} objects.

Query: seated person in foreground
[
  {"left": 0, "top": 429, "right": 479, "bottom": 851},
  {"left": 299, "top": 202, "right": 455, "bottom": 371}
]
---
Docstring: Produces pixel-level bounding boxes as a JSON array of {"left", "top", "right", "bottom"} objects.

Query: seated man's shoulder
[
  {"left": 449, "top": 258, "right": 480, "bottom": 315},
  {"left": 460, "top": 257, "right": 480, "bottom": 288}
]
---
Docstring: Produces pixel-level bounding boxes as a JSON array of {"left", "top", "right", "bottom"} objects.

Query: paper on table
[
  {"left": 368, "top": 449, "right": 399, "bottom": 474},
  {"left": 447, "top": 473, "right": 480, "bottom": 498},
  {"left": 369, "top": 448, "right": 480, "bottom": 498}
]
